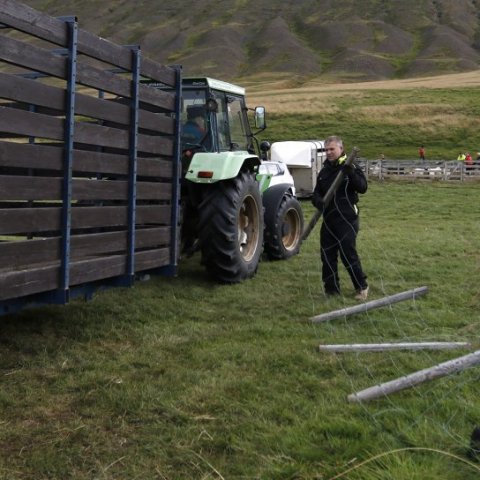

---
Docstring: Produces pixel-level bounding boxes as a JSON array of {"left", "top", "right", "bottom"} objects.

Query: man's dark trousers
[{"left": 320, "top": 216, "right": 367, "bottom": 293}]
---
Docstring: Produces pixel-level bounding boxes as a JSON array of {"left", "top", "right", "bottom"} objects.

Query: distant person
[
  {"left": 457, "top": 152, "right": 466, "bottom": 162},
  {"left": 312, "top": 136, "right": 369, "bottom": 301},
  {"left": 419, "top": 145, "right": 425, "bottom": 161},
  {"left": 466, "top": 152, "right": 473, "bottom": 174}
]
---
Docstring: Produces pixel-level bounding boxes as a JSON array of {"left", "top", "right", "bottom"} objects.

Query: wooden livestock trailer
[{"left": 0, "top": 0, "right": 182, "bottom": 314}]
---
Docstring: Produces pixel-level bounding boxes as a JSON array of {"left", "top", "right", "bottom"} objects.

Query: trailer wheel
[
  {"left": 197, "top": 170, "right": 263, "bottom": 283},
  {"left": 264, "top": 195, "right": 303, "bottom": 260}
]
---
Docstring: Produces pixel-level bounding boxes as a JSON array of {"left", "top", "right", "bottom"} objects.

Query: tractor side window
[
  {"left": 227, "top": 96, "right": 248, "bottom": 151},
  {"left": 181, "top": 90, "right": 208, "bottom": 149}
]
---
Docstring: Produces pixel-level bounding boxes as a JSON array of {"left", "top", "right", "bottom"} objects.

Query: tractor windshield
[
  {"left": 181, "top": 87, "right": 252, "bottom": 153},
  {"left": 225, "top": 95, "right": 250, "bottom": 151}
]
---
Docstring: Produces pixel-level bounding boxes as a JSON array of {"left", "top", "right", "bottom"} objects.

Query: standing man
[{"left": 312, "top": 136, "right": 369, "bottom": 300}]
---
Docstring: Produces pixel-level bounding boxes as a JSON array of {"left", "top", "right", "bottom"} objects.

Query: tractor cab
[{"left": 180, "top": 77, "right": 266, "bottom": 164}]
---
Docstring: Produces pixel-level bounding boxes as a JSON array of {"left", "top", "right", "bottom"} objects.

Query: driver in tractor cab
[{"left": 182, "top": 105, "right": 207, "bottom": 146}]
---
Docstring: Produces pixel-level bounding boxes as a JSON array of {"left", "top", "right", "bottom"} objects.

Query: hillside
[{"left": 18, "top": 0, "right": 480, "bottom": 83}]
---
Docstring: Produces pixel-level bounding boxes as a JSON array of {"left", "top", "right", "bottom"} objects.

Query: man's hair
[
  {"left": 187, "top": 105, "right": 205, "bottom": 120},
  {"left": 325, "top": 135, "right": 343, "bottom": 148}
]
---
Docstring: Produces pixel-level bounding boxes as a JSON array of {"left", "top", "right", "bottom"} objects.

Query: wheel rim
[
  {"left": 281, "top": 207, "right": 301, "bottom": 251},
  {"left": 238, "top": 194, "right": 261, "bottom": 262}
]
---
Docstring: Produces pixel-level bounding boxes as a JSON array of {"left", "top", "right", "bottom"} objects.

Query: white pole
[
  {"left": 319, "top": 342, "right": 471, "bottom": 352},
  {"left": 348, "top": 350, "right": 480, "bottom": 403},
  {"left": 310, "top": 286, "right": 428, "bottom": 323}
]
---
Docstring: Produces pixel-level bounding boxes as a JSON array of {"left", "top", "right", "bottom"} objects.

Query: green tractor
[{"left": 179, "top": 77, "right": 304, "bottom": 283}]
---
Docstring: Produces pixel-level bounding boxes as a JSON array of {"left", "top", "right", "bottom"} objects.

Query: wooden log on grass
[
  {"left": 310, "top": 286, "right": 428, "bottom": 323},
  {"left": 348, "top": 350, "right": 480, "bottom": 403},
  {"left": 319, "top": 342, "right": 471, "bottom": 352}
]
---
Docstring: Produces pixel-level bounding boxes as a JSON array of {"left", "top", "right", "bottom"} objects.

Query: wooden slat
[
  {"left": 0, "top": 72, "right": 64, "bottom": 111},
  {"left": 0, "top": 204, "right": 172, "bottom": 235},
  {"left": 0, "top": 141, "right": 173, "bottom": 177},
  {"left": 136, "top": 205, "right": 172, "bottom": 225},
  {"left": 0, "top": 108, "right": 174, "bottom": 155},
  {"left": 141, "top": 58, "right": 176, "bottom": 87},
  {"left": 0, "top": 237, "right": 60, "bottom": 267},
  {"left": 0, "top": 141, "right": 63, "bottom": 171},
  {"left": 0, "top": 105, "right": 64, "bottom": 140},
  {"left": 70, "top": 227, "right": 171, "bottom": 259},
  {"left": 107, "top": 97, "right": 175, "bottom": 133},
  {"left": 137, "top": 130, "right": 174, "bottom": 156},
  {"left": 0, "top": 207, "right": 60, "bottom": 234},
  {"left": 0, "top": 34, "right": 66, "bottom": 78},
  {"left": 69, "top": 248, "right": 171, "bottom": 285},
  {"left": 0, "top": 175, "right": 62, "bottom": 201},
  {"left": 74, "top": 122, "right": 174, "bottom": 155},
  {"left": 76, "top": 95, "right": 174, "bottom": 133},
  {"left": 0, "top": 262, "right": 59, "bottom": 301},
  {"left": 136, "top": 181, "right": 172, "bottom": 200},
  {"left": 135, "top": 248, "right": 171, "bottom": 272},
  {"left": 72, "top": 179, "right": 172, "bottom": 201},
  {"left": 70, "top": 150, "right": 174, "bottom": 177},
  {"left": 138, "top": 84, "right": 175, "bottom": 112},
  {"left": 48, "top": 205, "right": 168, "bottom": 232}
]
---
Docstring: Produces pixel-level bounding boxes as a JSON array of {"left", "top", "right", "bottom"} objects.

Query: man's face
[
  {"left": 326, "top": 142, "right": 342, "bottom": 162},
  {"left": 195, "top": 116, "right": 205, "bottom": 130}
]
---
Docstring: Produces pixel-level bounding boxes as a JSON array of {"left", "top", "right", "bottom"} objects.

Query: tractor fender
[
  {"left": 262, "top": 183, "right": 294, "bottom": 228},
  {"left": 185, "top": 151, "right": 260, "bottom": 184}
]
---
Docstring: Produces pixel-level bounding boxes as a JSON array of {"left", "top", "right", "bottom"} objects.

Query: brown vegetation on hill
[{"left": 19, "top": 0, "right": 480, "bottom": 83}]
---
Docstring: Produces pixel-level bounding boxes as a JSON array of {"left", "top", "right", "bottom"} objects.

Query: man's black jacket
[{"left": 312, "top": 159, "right": 368, "bottom": 224}]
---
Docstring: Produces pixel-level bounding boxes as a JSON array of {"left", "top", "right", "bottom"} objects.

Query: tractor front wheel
[
  {"left": 264, "top": 195, "right": 303, "bottom": 260},
  {"left": 197, "top": 171, "right": 263, "bottom": 283}
]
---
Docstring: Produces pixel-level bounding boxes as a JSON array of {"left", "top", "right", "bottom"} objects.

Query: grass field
[
  {"left": 1, "top": 180, "right": 479, "bottom": 479},
  {"left": 246, "top": 71, "right": 480, "bottom": 161}
]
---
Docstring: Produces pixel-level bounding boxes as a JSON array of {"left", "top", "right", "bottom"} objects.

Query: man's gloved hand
[
  {"left": 343, "top": 164, "right": 355, "bottom": 177},
  {"left": 312, "top": 191, "right": 324, "bottom": 210}
]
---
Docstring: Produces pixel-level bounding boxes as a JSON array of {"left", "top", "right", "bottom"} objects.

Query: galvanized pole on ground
[
  {"left": 310, "top": 286, "right": 428, "bottom": 323},
  {"left": 348, "top": 350, "right": 480, "bottom": 403}
]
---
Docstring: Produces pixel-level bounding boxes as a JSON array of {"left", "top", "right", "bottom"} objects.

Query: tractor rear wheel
[
  {"left": 264, "top": 195, "right": 303, "bottom": 260},
  {"left": 197, "top": 170, "right": 263, "bottom": 283}
]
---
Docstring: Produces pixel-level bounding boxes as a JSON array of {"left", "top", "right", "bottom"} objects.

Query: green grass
[
  {"left": 254, "top": 87, "right": 480, "bottom": 161},
  {"left": 1, "top": 181, "right": 480, "bottom": 479}
]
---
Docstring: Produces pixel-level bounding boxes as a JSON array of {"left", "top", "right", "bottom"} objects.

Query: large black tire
[
  {"left": 197, "top": 171, "right": 264, "bottom": 283},
  {"left": 264, "top": 195, "right": 304, "bottom": 260}
]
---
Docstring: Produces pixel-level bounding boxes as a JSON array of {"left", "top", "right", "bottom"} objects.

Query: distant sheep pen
[{"left": 360, "top": 159, "right": 480, "bottom": 181}]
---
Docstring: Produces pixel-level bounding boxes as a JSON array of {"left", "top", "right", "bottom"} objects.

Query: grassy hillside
[
  {"left": 19, "top": 0, "right": 480, "bottom": 82},
  {"left": 246, "top": 71, "right": 480, "bottom": 160},
  {"left": 1, "top": 182, "right": 479, "bottom": 479}
]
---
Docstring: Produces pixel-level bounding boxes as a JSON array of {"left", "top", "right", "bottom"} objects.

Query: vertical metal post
[
  {"left": 58, "top": 16, "right": 78, "bottom": 304},
  {"left": 169, "top": 65, "right": 183, "bottom": 273},
  {"left": 126, "top": 46, "right": 140, "bottom": 285}
]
